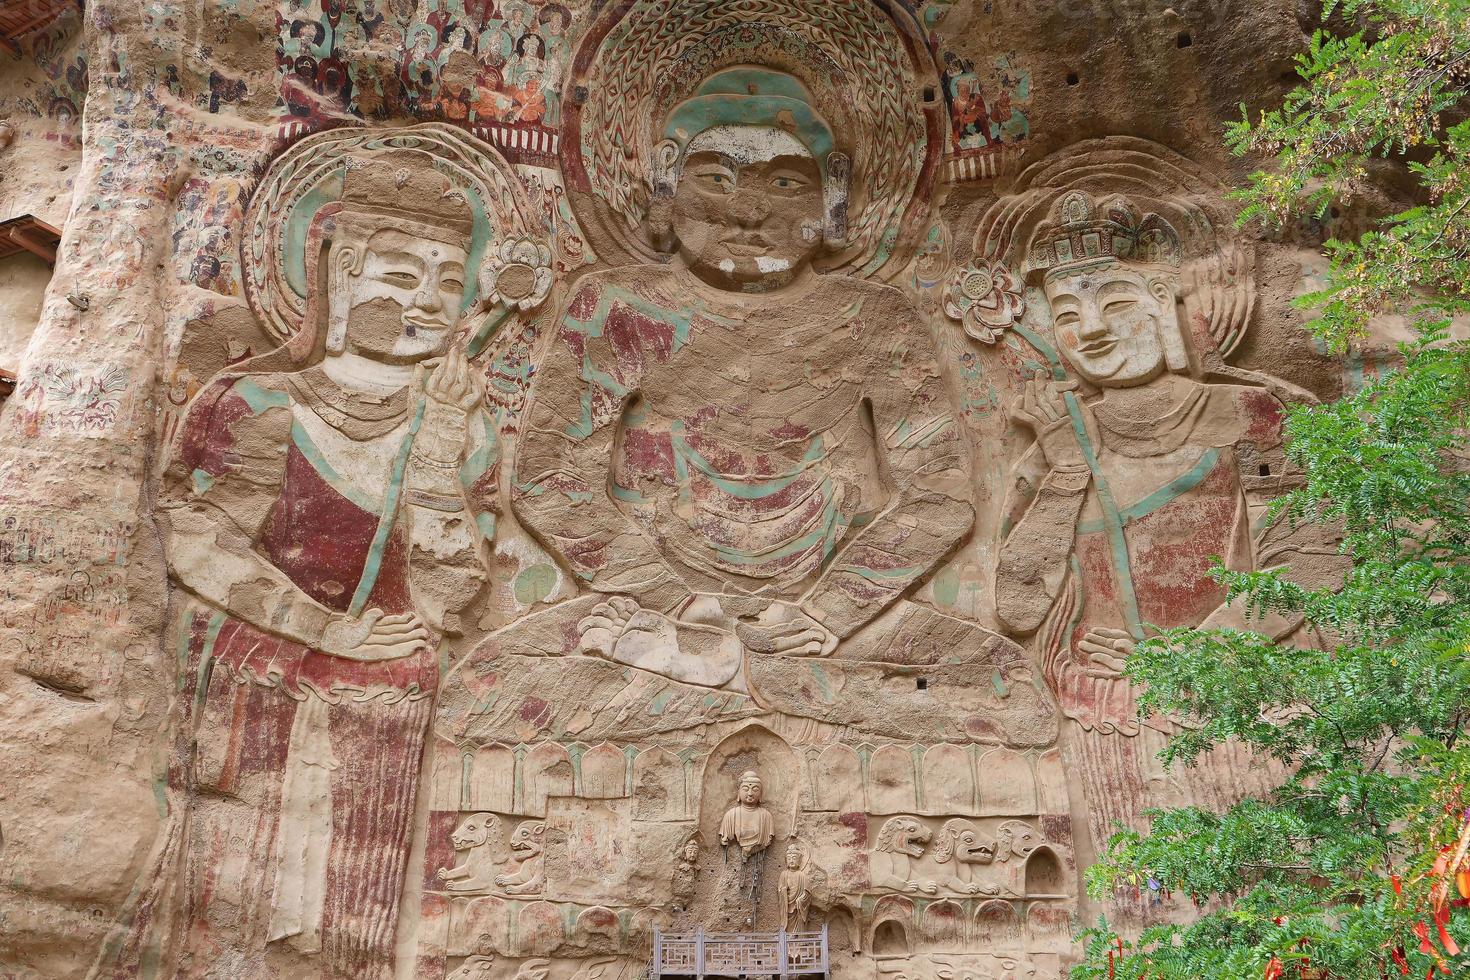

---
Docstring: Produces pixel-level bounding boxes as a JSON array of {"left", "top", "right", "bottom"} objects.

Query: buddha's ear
[
  {"left": 648, "top": 138, "right": 681, "bottom": 252},
  {"left": 823, "top": 151, "right": 851, "bottom": 249}
]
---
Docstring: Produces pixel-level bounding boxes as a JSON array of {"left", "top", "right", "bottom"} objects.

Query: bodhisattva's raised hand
[
  {"left": 413, "top": 346, "right": 484, "bottom": 471},
  {"left": 320, "top": 607, "right": 430, "bottom": 661},
  {"left": 1011, "top": 369, "right": 1098, "bottom": 472}
]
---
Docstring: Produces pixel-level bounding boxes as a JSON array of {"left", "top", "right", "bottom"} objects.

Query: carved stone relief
[{"left": 0, "top": 1, "right": 1358, "bottom": 978}]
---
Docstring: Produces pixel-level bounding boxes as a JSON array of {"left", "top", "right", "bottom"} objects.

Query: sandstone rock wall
[{"left": 0, "top": 2, "right": 1371, "bottom": 978}]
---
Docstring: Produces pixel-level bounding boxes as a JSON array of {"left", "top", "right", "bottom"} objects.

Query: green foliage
[{"left": 1076, "top": 1, "right": 1470, "bottom": 977}]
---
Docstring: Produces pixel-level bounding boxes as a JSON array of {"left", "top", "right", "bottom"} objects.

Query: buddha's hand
[
  {"left": 319, "top": 608, "right": 430, "bottom": 662},
  {"left": 415, "top": 346, "right": 484, "bottom": 464},
  {"left": 1077, "top": 626, "right": 1135, "bottom": 679},
  {"left": 1012, "top": 370, "right": 1097, "bottom": 472},
  {"left": 735, "top": 601, "right": 838, "bottom": 657}
]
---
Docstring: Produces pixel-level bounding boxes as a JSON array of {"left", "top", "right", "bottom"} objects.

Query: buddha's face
[
  {"left": 1044, "top": 262, "right": 1180, "bottom": 388},
  {"left": 670, "top": 125, "right": 826, "bottom": 292},
  {"left": 683, "top": 840, "right": 700, "bottom": 862},
  {"left": 786, "top": 848, "right": 802, "bottom": 870},
  {"left": 738, "top": 777, "right": 763, "bottom": 805},
  {"left": 331, "top": 227, "right": 467, "bottom": 363}
]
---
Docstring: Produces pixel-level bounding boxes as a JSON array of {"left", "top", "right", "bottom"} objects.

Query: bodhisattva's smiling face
[
  {"left": 670, "top": 124, "right": 826, "bottom": 292},
  {"left": 334, "top": 227, "right": 467, "bottom": 363},
  {"left": 1044, "top": 262, "right": 1179, "bottom": 388}
]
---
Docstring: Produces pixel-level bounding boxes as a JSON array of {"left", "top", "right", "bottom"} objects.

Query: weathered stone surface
[{"left": 0, "top": 1, "right": 1377, "bottom": 977}]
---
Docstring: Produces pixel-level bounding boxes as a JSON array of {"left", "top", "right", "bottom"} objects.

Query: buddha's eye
[
  {"left": 771, "top": 175, "right": 806, "bottom": 190},
  {"left": 1103, "top": 299, "right": 1139, "bottom": 317},
  {"left": 693, "top": 168, "right": 735, "bottom": 192},
  {"left": 383, "top": 271, "right": 420, "bottom": 288},
  {"left": 442, "top": 277, "right": 465, "bottom": 292}
]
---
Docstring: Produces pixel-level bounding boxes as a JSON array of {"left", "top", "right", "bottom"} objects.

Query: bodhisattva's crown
[
  {"left": 1025, "top": 190, "right": 1181, "bottom": 281},
  {"left": 337, "top": 151, "right": 475, "bottom": 240}
]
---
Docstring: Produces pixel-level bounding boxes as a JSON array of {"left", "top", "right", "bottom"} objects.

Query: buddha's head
[
  {"left": 785, "top": 840, "right": 804, "bottom": 870},
  {"left": 737, "top": 770, "right": 764, "bottom": 806},
  {"left": 653, "top": 68, "right": 850, "bottom": 292},
  {"left": 322, "top": 153, "right": 473, "bottom": 365},
  {"left": 1027, "top": 191, "right": 1189, "bottom": 389}
]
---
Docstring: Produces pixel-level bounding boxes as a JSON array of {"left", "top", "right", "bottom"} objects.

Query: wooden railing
[{"left": 651, "top": 925, "right": 829, "bottom": 978}]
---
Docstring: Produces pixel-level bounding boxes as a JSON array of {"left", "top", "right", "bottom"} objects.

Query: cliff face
[{"left": 0, "top": 2, "right": 1370, "bottom": 978}]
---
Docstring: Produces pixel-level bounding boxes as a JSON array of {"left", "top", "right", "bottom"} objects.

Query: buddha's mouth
[{"left": 720, "top": 240, "right": 771, "bottom": 257}]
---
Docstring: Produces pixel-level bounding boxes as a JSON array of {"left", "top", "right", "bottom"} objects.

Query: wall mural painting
[{"left": 0, "top": 1, "right": 1348, "bottom": 979}]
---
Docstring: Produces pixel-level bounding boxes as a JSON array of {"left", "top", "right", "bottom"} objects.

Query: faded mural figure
[
  {"left": 992, "top": 188, "right": 1298, "bottom": 911},
  {"left": 126, "top": 152, "right": 499, "bottom": 978},
  {"left": 512, "top": 66, "right": 992, "bottom": 689}
]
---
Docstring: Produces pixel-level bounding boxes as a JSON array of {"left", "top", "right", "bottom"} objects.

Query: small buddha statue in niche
[
  {"left": 778, "top": 840, "right": 812, "bottom": 931},
  {"left": 719, "top": 770, "right": 775, "bottom": 859}
]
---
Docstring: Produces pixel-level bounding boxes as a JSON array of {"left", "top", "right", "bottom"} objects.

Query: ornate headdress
[
  {"left": 335, "top": 151, "right": 474, "bottom": 244},
  {"left": 1025, "top": 190, "right": 1182, "bottom": 282},
  {"left": 973, "top": 137, "right": 1258, "bottom": 360}
]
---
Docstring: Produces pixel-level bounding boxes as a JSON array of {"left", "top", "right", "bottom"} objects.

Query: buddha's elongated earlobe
[
  {"left": 324, "top": 244, "right": 361, "bottom": 355},
  {"left": 648, "top": 138, "right": 681, "bottom": 252},
  {"left": 823, "top": 151, "right": 851, "bottom": 249}
]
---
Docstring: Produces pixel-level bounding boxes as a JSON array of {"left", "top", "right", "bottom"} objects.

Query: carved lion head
[
  {"left": 875, "top": 816, "right": 932, "bottom": 858},
  {"left": 509, "top": 820, "right": 545, "bottom": 858},
  {"left": 450, "top": 812, "right": 503, "bottom": 852}
]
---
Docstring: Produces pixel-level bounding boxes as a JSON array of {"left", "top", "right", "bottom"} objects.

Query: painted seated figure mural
[{"left": 104, "top": 129, "right": 549, "bottom": 979}]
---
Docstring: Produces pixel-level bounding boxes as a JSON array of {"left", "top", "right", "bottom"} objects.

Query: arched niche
[
  {"left": 579, "top": 742, "right": 627, "bottom": 799},
  {"left": 919, "top": 899, "right": 964, "bottom": 946},
  {"left": 1024, "top": 845, "right": 1067, "bottom": 896},
  {"left": 871, "top": 918, "right": 910, "bottom": 957},
  {"left": 977, "top": 747, "right": 1037, "bottom": 814},
  {"left": 868, "top": 743, "right": 917, "bottom": 814},
  {"left": 522, "top": 742, "right": 573, "bottom": 817},
  {"left": 512, "top": 900, "right": 564, "bottom": 956},
  {"left": 921, "top": 743, "right": 974, "bottom": 814},
  {"left": 469, "top": 743, "right": 515, "bottom": 813},
  {"left": 813, "top": 743, "right": 864, "bottom": 813},
  {"left": 973, "top": 899, "right": 1022, "bottom": 951},
  {"left": 871, "top": 895, "right": 914, "bottom": 955},
  {"left": 573, "top": 905, "right": 621, "bottom": 953},
  {"left": 696, "top": 724, "right": 799, "bottom": 848}
]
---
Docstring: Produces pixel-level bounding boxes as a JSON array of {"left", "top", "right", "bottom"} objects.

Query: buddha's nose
[{"left": 729, "top": 188, "right": 770, "bottom": 227}]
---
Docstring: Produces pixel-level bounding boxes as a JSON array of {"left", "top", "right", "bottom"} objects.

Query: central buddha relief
[{"left": 510, "top": 65, "right": 985, "bottom": 685}]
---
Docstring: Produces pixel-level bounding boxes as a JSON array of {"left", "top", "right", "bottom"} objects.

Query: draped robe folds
[
  {"left": 999, "top": 381, "right": 1287, "bottom": 922},
  {"left": 512, "top": 267, "right": 975, "bottom": 636},
  {"left": 105, "top": 368, "right": 497, "bottom": 979}
]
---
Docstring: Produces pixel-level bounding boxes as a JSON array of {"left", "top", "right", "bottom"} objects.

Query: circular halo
[
  {"left": 241, "top": 123, "right": 543, "bottom": 345},
  {"left": 559, "top": 0, "right": 944, "bottom": 279}
]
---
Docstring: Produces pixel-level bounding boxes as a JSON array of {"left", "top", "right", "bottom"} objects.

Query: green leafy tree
[{"left": 1074, "top": 1, "right": 1470, "bottom": 977}]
